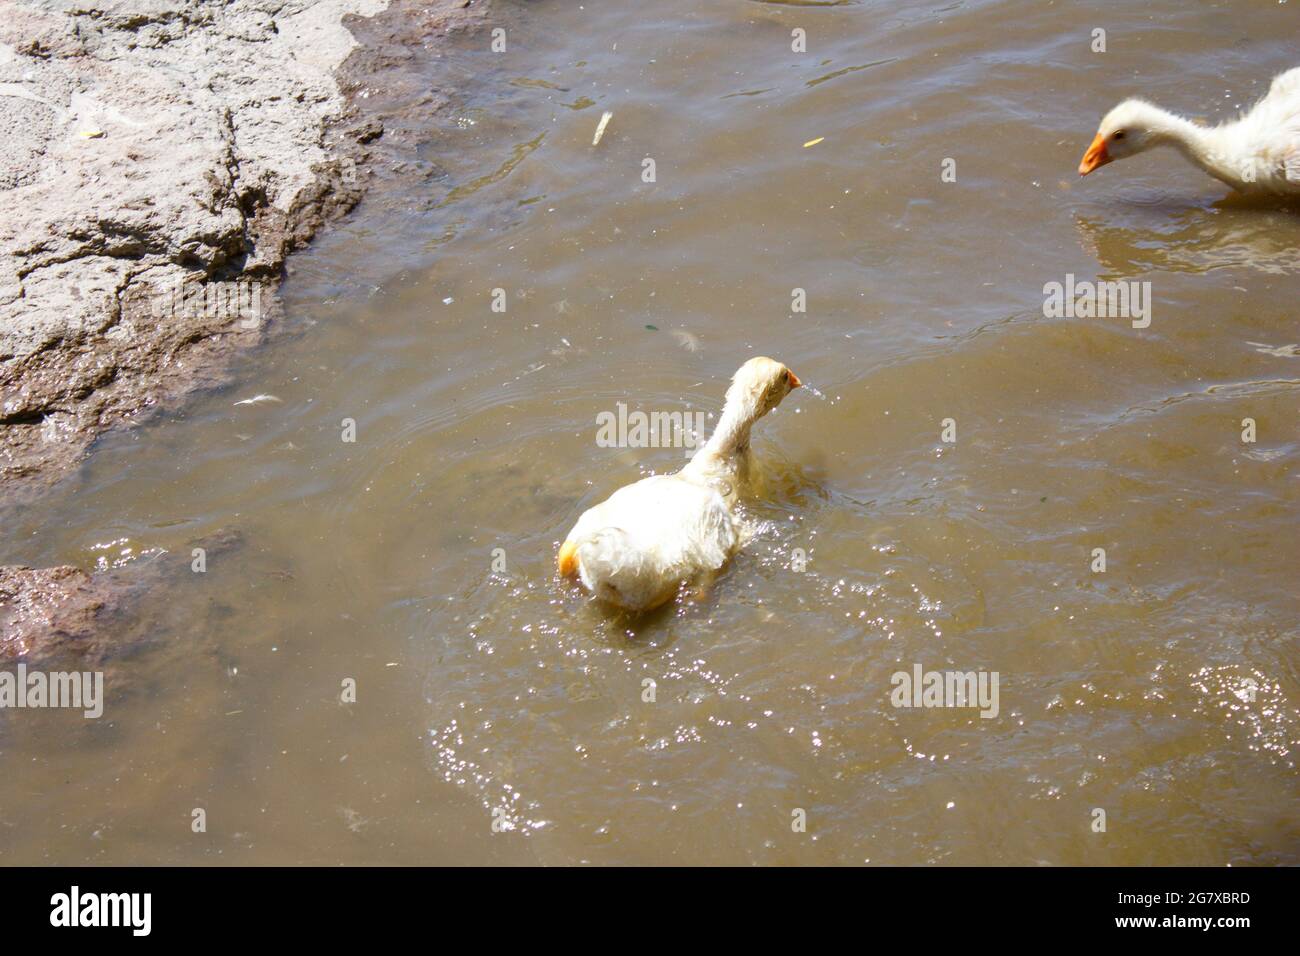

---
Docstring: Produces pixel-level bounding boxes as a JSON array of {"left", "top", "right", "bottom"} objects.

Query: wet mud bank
[{"left": 1, "top": 0, "right": 489, "bottom": 658}]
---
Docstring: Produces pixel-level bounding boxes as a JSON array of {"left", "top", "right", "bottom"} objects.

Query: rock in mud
[
  {"left": 0, "top": 564, "right": 114, "bottom": 660},
  {"left": 0, "top": 527, "right": 245, "bottom": 664}
]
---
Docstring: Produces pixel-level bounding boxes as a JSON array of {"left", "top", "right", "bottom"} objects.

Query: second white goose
[{"left": 1079, "top": 66, "right": 1300, "bottom": 196}]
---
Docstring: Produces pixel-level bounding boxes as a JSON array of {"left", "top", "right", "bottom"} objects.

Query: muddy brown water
[{"left": 2, "top": 0, "right": 1299, "bottom": 864}]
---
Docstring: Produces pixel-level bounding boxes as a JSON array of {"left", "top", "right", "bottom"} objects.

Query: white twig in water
[
  {"left": 592, "top": 110, "right": 613, "bottom": 146},
  {"left": 233, "top": 394, "right": 283, "bottom": 406}
]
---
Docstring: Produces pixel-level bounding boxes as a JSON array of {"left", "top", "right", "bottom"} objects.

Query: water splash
[{"left": 800, "top": 382, "right": 828, "bottom": 401}]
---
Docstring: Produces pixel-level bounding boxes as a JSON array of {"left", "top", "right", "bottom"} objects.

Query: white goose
[
  {"left": 557, "top": 357, "right": 801, "bottom": 612},
  {"left": 1079, "top": 66, "right": 1300, "bottom": 196}
]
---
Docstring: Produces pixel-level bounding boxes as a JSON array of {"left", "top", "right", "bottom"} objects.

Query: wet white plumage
[
  {"left": 557, "top": 357, "right": 801, "bottom": 611},
  {"left": 1080, "top": 66, "right": 1300, "bottom": 196}
]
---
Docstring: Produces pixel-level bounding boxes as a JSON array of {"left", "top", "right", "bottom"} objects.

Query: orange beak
[
  {"left": 557, "top": 540, "right": 578, "bottom": 576},
  {"left": 1078, "top": 133, "right": 1111, "bottom": 176},
  {"left": 786, "top": 369, "right": 802, "bottom": 389}
]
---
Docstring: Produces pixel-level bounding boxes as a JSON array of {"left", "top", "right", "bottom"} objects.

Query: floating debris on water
[
  {"left": 233, "top": 394, "right": 282, "bottom": 406},
  {"left": 803, "top": 136, "right": 824, "bottom": 148},
  {"left": 1246, "top": 341, "right": 1300, "bottom": 357},
  {"left": 592, "top": 110, "right": 613, "bottom": 146},
  {"left": 671, "top": 329, "right": 702, "bottom": 352}
]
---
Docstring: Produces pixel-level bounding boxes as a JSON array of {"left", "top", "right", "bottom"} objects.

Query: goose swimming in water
[
  {"left": 557, "top": 357, "right": 801, "bottom": 612},
  {"left": 1079, "top": 66, "right": 1300, "bottom": 196}
]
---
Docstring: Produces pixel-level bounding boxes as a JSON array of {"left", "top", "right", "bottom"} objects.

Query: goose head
[
  {"left": 694, "top": 356, "right": 802, "bottom": 462},
  {"left": 724, "top": 356, "right": 801, "bottom": 424},
  {"left": 1079, "top": 99, "right": 1173, "bottom": 175}
]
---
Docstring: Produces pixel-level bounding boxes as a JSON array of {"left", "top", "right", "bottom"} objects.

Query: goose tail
[{"left": 563, "top": 528, "right": 671, "bottom": 611}]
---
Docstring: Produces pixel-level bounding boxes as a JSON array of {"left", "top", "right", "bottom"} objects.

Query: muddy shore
[{"left": 1, "top": 0, "right": 487, "bottom": 658}]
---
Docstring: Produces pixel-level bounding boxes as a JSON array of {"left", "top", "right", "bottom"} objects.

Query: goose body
[
  {"left": 557, "top": 357, "right": 801, "bottom": 612},
  {"left": 1080, "top": 66, "right": 1300, "bottom": 196}
]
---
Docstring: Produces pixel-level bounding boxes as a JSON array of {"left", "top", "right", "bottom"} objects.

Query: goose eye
[{"left": 1113, "top": 130, "right": 1126, "bottom": 140}]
